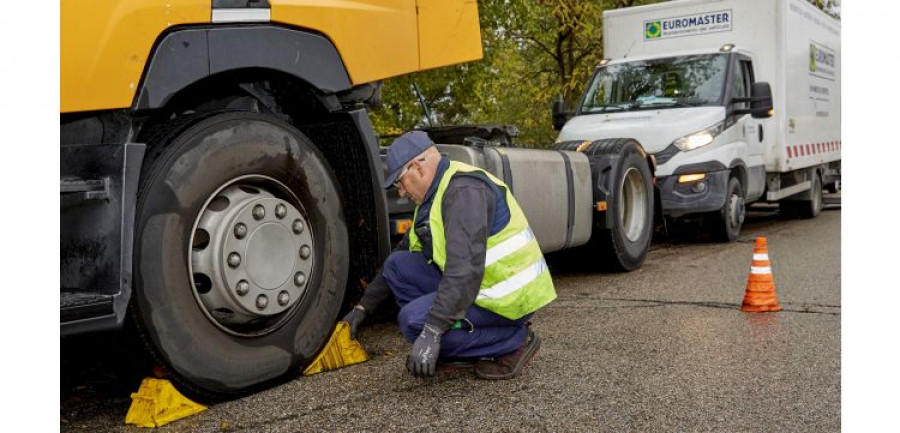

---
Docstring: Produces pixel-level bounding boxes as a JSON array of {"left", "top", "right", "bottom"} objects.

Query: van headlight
[{"left": 672, "top": 121, "right": 725, "bottom": 151}]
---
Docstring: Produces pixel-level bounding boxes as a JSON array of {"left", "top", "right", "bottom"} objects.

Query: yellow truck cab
[{"left": 61, "top": 0, "right": 481, "bottom": 398}]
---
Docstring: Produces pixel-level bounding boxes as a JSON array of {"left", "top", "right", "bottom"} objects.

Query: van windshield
[{"left": 580, "top": 54, "right": 728, "bottom": 114}]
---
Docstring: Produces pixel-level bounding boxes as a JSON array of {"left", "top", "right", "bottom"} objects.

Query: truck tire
[
  {"left": 709, "top": 176, "right": 744, "bottom": 242},
  {"left": 132, "top": 111, "right": 349, "bottom": 400},
  {"left": 599, "top": 149, "right": 654, "bottom": 270},
  {"left": 561, "top": 139, "right": 654, "bottom": 272}
]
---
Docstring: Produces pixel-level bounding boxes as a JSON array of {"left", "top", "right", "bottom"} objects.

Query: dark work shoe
[
  {"left": 474, "top": 330, "right": 540, "bottom": 380},
  {"left": 436, "top": 357, "right": 476, "bottom": 372}
]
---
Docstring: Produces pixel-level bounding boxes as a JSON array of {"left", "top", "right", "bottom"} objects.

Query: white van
[{"left": 554, "top": 0, "right": 840, "bottom": 240}]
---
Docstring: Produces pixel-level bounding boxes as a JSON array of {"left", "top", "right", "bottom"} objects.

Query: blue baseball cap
[{"left": 382, "top": 131, "right": 435, "bottom": 189}]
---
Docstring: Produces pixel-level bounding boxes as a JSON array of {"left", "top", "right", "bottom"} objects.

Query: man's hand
[
  {"left": 407, "top": 324, "right": 443, "bottom": 377},
  {"left": 341, "top": 306, "right": 366, "bottom": 340}
]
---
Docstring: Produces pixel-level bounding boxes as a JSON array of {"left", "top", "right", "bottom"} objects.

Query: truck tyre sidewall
[
  {"left": 132, "top": 112, "right": 349, "bottom": 398},
  {"left": 605, "top": 150, "right": 654, "bottom": 271}
]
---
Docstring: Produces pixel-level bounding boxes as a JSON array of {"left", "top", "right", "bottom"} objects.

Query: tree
[
  {"left": 369, "top": 0, "right": 664, "bottom": 147},
  {"left": 807, "top": 0, "right": 841, "bottom": 19}
]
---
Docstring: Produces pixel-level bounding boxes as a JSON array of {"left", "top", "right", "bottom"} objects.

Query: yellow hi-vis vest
[{"left": 408, "top": 161, "right": 556, "bottom": 320}]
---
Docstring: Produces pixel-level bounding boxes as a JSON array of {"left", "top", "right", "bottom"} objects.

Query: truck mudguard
[
  {"left": 61, "top": 142, "right": 145, "bottom": 335},
  {"left": 134, "top": 25, "right": 353, "bottom": 111}
]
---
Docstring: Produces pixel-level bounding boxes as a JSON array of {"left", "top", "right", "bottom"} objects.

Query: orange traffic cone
[{"left": 741, "top": 237, "right": 782, "bottom": 312}]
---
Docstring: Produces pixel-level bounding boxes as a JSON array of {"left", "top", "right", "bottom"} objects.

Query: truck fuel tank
[{"left": 383, "top": 142, "right": 593, "bottom": 254}]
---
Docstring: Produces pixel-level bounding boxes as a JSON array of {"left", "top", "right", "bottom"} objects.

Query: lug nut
[
  {"left": 236, "top": 280, "right": 249, "bottom": 296},
  {"left": 227, "top": 252, "right": 241, "bottom": 268},
  {"left": 294, "top": 272, "right": 306, "bottom": 286},
  {"left": 292, "top": 219, "right": 304, "bottom": 234},
  {"left": 278, "top": 291, "right": 290, "bottom": 306},
  {"left": 253, "top": 204, "right": 266, "bottom": 220},
  {"left": 299, "top": 245, "right": 311, "bottom": 260},
  {"left": 275, "top": 203, "right": 287, "bottom": 219},
  {"left": 256, "top": 295, "right": 268, "bottom": 310},
  {"left": 234, "top": 223, "right": 247, "bottom": 239}
]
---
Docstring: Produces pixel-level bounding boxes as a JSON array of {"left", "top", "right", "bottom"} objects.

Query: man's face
[{"left": 395, "top": 157, "right": 431, "bottom": 205}]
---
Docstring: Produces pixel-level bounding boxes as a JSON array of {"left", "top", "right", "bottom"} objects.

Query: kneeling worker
[{"left": 342, "top": 131, "right": 556, "bottom": 378}]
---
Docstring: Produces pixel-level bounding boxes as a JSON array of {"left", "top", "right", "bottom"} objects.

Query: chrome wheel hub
[{"left": 190, "top": 179, "right": 314, "bottom": 332}]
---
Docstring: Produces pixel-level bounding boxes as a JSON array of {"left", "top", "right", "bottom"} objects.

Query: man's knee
[
  {"left": 380, "top": 251, "right": 404, "bottom": 285},
  {"left": 397, "top": 296, "right": 431, "bottom": 343},
  {"left": 381, "top": 251, "right": 421, "bottom": 286}
]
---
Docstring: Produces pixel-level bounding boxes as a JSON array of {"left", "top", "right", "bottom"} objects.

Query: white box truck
[{"left": 553, "top": 0, "right": 841, "bottom": 241}]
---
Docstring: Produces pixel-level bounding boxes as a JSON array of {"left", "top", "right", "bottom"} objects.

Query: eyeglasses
[
  {"left": 393, "top": 165, "right": 412, "bottom": 188},
  {"left": 392, "top": 157, "right": 426, "bottom": 188}
]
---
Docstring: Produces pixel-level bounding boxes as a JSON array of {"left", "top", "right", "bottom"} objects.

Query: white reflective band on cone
[
  {"left": 478, "top": 258, "right": 546, "bottom": 300},
  {"left": 753, "top": 253, "right": 769, "bottom": 261},
  {"left": 750, "top": 266, "right": 772, "bottom": 274},
  {"left": 484, "top": 229, "right": 534, "bottom": 267}
]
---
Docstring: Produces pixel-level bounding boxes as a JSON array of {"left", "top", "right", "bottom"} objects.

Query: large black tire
[
  {"left": 592, "top": 144, "right": 654, "bottom": 271},
  {"left": 132, "top": 112, "right": 349, "bottom": 400},
  {"left": 781, "top": 172, "right": 823, "bottom": 219},
  {"left": 709, "top": 176, "right": 744, "bottom": 242}
]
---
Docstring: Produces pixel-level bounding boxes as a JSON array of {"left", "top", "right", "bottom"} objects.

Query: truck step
[
  {"left": 60, "top": 177, "right": 110, "bottom": 208},
  {"left": 61, "top": 292, "right": 114, "bottom": 323}
]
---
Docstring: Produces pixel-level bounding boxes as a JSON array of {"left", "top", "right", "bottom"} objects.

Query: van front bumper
[{"left": 657, "top": 169, "right": 730, "bottom": 218}]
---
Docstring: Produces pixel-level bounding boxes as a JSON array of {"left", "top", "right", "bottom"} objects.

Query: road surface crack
[{"left": 553, "top": 296, "right": 840, "bottom": 315}]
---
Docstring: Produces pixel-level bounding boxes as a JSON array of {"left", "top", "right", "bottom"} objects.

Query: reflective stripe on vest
[
  {"left": 409, "top": 161, "right": 556, "bottom": 319},
  {"left": 478, "top": 257, "right": 546, "bottom": 300},
  {"left": 485, "top": 228, "right": 535, "bottom": 267}
]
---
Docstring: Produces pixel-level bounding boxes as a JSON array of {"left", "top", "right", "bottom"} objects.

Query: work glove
[
  {"left": 407, "top": 323, "right": 443, "bottom": 377},
  {"left": 341, "top": 306, "right": 366, "bottom": 340}
]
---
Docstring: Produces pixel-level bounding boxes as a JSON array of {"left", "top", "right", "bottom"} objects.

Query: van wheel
[
  {"left": 132, "top": 111, "right": 349, "bottom": 400},
  {"left": 780, "top": 172, "right": 823, "bottom": 219},
  {"left": 710, "top": 177, "right": 744, "bottom": 242},
  {"left": 800, "top": 172, "right": 824, "bottom": 218}
]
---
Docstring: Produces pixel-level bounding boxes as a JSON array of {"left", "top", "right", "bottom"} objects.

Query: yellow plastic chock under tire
[
  {"left": 303, "top": 321, "right": 369, "bottom": 376},
  {"left": 124, "top": 378, "right": 207, "bottom": 428}
]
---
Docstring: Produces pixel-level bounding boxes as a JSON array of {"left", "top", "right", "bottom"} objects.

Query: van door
[{"left": 731, "top": 55, "right": 766, "bottom": 201}]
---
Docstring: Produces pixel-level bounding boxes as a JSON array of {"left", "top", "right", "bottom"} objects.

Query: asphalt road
[{"left": 61, "top": 201, "right": 841, "bottom": 432}]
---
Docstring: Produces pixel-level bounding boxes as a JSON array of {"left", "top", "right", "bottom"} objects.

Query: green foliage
[
  {"left": 806, "top": 0, "right": 841, "bottom": 20},
  {"left": 369, "top": 0, "right": 664, "bottom": 148}
]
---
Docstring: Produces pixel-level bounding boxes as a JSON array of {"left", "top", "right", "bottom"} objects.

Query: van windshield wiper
[
  {"left": 629, "top": 99, "right": 697, "bottom": 110},
  {"left": 583, "top": 105, "right": 627, "bottom": 114}
]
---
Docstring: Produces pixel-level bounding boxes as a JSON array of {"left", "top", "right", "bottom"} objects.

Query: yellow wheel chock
[
  {"left": 125, "top": 378, "right": 207, "bottom": 428},
  {"left": 303, "top": 321, "right": 369, "bottom": 376}
]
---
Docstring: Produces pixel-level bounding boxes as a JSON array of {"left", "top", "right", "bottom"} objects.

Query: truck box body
[{"left": 602, "top": 0, "right": 841, "bottom": 174}]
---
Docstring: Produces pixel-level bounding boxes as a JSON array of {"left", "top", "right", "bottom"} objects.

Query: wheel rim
[
  {"left": 188, "top": 175, "right": 315, "bottom": 337},
  {"left": 728, "top": 193, "right": 745, "bottom": 230},
  {"left": 619, "top": 167, "right": 648, "bottom": 242}
]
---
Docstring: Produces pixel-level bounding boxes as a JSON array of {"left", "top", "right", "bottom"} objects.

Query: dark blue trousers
[{"left": 382, "top": 251, "right": 531, "bottom": 359}]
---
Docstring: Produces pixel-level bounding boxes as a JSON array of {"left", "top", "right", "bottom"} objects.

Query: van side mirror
[
  {"left": 551, "top": 99, "right": 574, "bottom": 130},
  {"left": 733, "top": 82, "right": 773, "bottom": 119}
]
